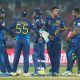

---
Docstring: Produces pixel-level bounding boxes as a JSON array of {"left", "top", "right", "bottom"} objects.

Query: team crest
[
  {"left": 56, "top": 20, "right": 60, "bottom": 24},
  {"left": 53, "top": 20, "right": 60, "bottom": 26}
]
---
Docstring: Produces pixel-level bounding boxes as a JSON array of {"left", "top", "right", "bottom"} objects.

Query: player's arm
[
  {"left": 0, "top": 23, "right": 14, "bottom": 37},
  {"left": 8, "top": 21, "right": 17, "bottom": 37},
  {"left": 68, "top": 27, "right": 80, "bottom": 38},
  {"left": 44, "top": 18, "right": 55, "bottom": 41},
  {"left": 44, "top": 18, "right": 51, "bottom": 32},
  {"left": 66, "top": 21, "right": 80, "bottom": 40},
  {"left": 8, "top": 21, "right": 16, "bottom": 30},
  {"left": 70, "top": 21, "right": 80, "bottom": 37},
  {"left": 55, "top": 19, "right": 66, "bottom": 35},
  {"left": 72, "top": 21, "right": 80, "bottom": 36},
  {"left": 0, "top": 22, "right": 8, "bottom": 31},
  {"left": 30, "top": 22, "right": 40, "bottom": 38}
]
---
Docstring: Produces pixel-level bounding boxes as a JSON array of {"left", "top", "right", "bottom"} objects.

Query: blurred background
[{"left": 0, "top": 0, "right": 80, "bottom": 48}]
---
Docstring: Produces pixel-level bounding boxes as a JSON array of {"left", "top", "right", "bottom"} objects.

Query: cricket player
[
  {"left": 64, "top": 31, "right": 80, "bottom": 74},
  {"left": 8, "top": 11, "right": 40, "bottom": 76},
  {"left": 62, "top": 8, "right": 80, "bottom": 76},
  {"left": 0, "top": 8, "right": 12, "bottom": 76},
  {"left": 44, "top": 6, "right": 65, "bottom": 76},
  {"left": 31, "top": 9, "right": 46, "bottom": 76}
]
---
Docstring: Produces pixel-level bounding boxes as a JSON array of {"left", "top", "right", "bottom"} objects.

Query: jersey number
[{"left": 16, "top": 23, "right": 28, "bottom": 34}]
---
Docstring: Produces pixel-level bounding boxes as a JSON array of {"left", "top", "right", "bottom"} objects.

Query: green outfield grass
[
  {"left": 0, "top": 66, "right": 79, "bottom": 80},
  {"left": 29, "top": 65, "right": 78, "bottom": 74},
  {"left": 0, "top": 76, "right": 80, "bottom": 80}
]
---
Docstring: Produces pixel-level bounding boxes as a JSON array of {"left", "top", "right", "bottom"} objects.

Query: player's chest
[{"left": 50, "top": 19, "right": 61, "bottom": 27}]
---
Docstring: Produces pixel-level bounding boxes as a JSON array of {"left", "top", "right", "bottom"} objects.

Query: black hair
[
  {"left": 51, "top": 6, "right": 58, "bottom": 12},
  {"left": 73, "top": 8, "right": 80, "bottom": 14},
  {"left": 34, "top": 8, "right": 42, "bottom": 15}
]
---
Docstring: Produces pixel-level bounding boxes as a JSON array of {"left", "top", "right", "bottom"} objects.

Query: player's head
[
  {"left": 51, "top": 6, "right": 59, "bottom": 17},
  {"left": 32, "top": 8, "right": 42, "bottom": 19},
  {"left": 72, "top": 8, "right": 80, "bottom": 17},
  {"left": 34, "top": 8, "right": 42, "bottom": 15},
  {"left": 0, "top": 8, "right": 6, "bottom": 19},
  {"left": 21, "top": 11, "right": 27, "bottom": 18}
]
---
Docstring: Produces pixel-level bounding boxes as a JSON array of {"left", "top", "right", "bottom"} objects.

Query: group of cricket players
[{"left": 0, "top": 6, "right": 80, "bottom": 77}]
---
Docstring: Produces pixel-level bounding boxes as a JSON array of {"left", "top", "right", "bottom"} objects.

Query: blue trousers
[
  {"left": 0, "top": 39, "right": 12, "bottom": 73},
  {"left": 47, "top": 39, "right": 61, "bottom": 73},
  {"left": 66, "top": 36, "right": 80, "bottom": 71},
  {"left": 12, "top": 38, "right": 30, "bottom": 73},
  {"left": 32, "top": 41, "right": 46, "bottom": 73},
  {"left": 70, "top": 53, "right": 80, "bottom": 73}
]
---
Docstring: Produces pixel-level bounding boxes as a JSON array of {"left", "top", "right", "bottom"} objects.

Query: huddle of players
[{"left": 0, "top": 6, "right": 80, "bottom": 77}]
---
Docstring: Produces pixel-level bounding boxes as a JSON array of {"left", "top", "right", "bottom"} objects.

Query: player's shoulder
[
  {"left": 19, "top": 18, "right": 31, "bottom": 24},
  {"left": 56, "top": 16, "right": 64, "bottom": 21},
  {"left": 45, "top": 16, "right": 52, "bottom": 20},
  {"left": 11, "top": 20, "right": 18, "bottom": 26},
  {"left": 76, "top": 17, "right": 80, "bottom": 22},
  {"left": 73, "top": 17, "right": 80, "bottom": 24},
  {"left": 45, "top": 16, "right": 52, "bottom": 23},
  {"left": 20, "top": 18, "right": 28, "bottom": 22},
  {"left": 75, "top": 17, "right": 80, "bottom": 27}
]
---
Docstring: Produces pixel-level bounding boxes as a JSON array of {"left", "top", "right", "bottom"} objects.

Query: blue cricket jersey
[
  {"left": 0, "top": 30, "right": 4, "bottom": 40},
  {"left": 72, "top": 17, "right": 80, "bottom": 39},
  {"left": 33, "top": 16, "right": 44, "bottom": 31},
  {"left": 8, "top": 18, "right": 40, "bottom": 41},
  {"left": 32, "top": 16, "right": 44, "bottom": 43},
  {"left": 45, "top": 16, "right": 65, "bottom": 41},
  {"left": 0, "top": 21, "right": 5, "bottom": 40}
]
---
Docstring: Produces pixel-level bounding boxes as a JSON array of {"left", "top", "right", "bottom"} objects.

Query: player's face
[
  {"left": 72, "top": 10, "right": 77, "bottom": 17},
  {"left": 51, "top": 9, "right": 59, "bottom": 17}
]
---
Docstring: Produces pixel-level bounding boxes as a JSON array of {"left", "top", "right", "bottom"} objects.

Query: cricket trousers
[
  {"left": 12, "top": 38, "right": 30, "bottom": 73},
  {"left": 66, "top": 36, "right": 80, "bottom": 72},
  {"left": 32, "top": 41, "right": 46, "bottom": 73},
  {"left": 0, "top": 39, "right": 12, "bottom": 73},
  {"left": 47, "top": 39, "right": 61, "bottom": 73}
]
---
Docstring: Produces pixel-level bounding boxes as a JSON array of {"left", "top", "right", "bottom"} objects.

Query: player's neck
[
  {"left": 51, "top": 15, "right": 57, "bottom": 19},
  {"left": 76, "top": 14, "right": 80, "bottom": 18}
]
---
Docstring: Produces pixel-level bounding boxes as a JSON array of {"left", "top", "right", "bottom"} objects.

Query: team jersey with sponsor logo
[
  {"left": 72, "top": 17, "right": 80, "bottom": 39},
  {"left": 45, "top": 16, "right": 65, "bottom": 41}
]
